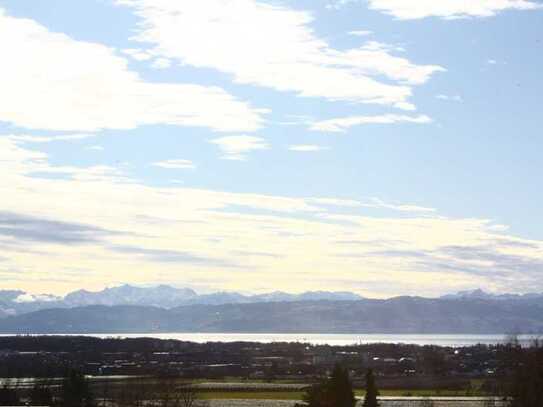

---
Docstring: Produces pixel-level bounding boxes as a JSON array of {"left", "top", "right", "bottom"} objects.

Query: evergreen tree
[
  {"left": 29, "top": 384, "right": 53, "bottom": 406},
  {"left": 303, "top": 364, "right": 356, "bottom": 407},
  {"left": 60, "top": 369, "right": 95, "bottom": 407},
  {"left": 363, "top": 369, "right": 379, "bottom": 407},
  {"left": 0, "top": 386, "right": 20, "bottom": 406},
  {"left": 510, "top": 344, "right": 543, "bottom": 407},
  {"left": 497, "top": 338, "right": 543, "bottom": 407}
]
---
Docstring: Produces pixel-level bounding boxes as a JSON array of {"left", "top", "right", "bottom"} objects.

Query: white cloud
[
  {"left": 121, "top": 48, "right": 153, "bottom": 61},
  {"left": 309, "top": 197, "right": 436, "bottom": 213},
  {"left": 487, "top": 59, "right": 498, "bottom": 64},
  {"left": 116, "top": 0, "right": 443, "bottom": 110},
  {"left": 348, "top": 30, "right": 373, "bottom": 37},
  {"left": 310, "top": 114, "right": 432, "bottom": 132},
  {"left": 365, "top": 0, "right": 542, "bottom": 19},
  {"left": 288, "top": 145, "right": 328, "bottom": 152},
  {"left": 0, "top": 137, "right": 129, "bottom": 183},
  {"left": 14, "top": 293, "right": 59, "bottom": 303},
  {"left": 310, "top": 198, "right": 364, "bottom": 207},
  {"left": 360, "top": 40, "right": 405, "bottom": 53},
  {"left": 326, "top": 0, "right": 358, "bottom": 9},
  {"left": 151, "top": 57, "right": 172, "bottom": 69},
  {"left": 1, "top": 136, "right": 543, "bottom": 297},
  {"left": 86, "top": 145, "right": 104, "bottom": 151},
  {"left": 153, "top": 159, "right": 196, "bottom": 169},
  {"left": 8, "top": 134, "right": 96, "bottom": 143},
  {"left": 361, "top": 197, "right": 436, "bottom": 213},
  {"left": 0, "top": 8, "right": 265, "bottom": 132},
  {"left": 209, "top": 135, "right": 270, "bottom": 160},
  {"left": 436, "top": 94, "right": 463, "bottom": 102}
]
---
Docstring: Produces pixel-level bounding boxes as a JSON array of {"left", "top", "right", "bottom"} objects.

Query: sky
[{"left": 0, "top": 0, "right": 542, "bottom": 298}]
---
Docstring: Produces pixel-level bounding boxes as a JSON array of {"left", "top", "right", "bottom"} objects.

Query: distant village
[{"left": 0, "top": 336, "right": 502, "bottom": 392}]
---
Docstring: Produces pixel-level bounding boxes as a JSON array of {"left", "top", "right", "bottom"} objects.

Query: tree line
[
  {"left": 302, "top": 366, "right": 379, "bottom": 407},
  {"left": 303, "top": 337, "right": 543, "bottom": 407},
  {"left": 0, "top": 371, "right": 202, "bottom": 407}
]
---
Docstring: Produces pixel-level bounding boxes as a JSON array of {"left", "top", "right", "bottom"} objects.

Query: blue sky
[{"left": 0, "top": 0, "right": 542, "bottom": 297}]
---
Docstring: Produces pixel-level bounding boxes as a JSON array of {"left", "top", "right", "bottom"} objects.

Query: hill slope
[{"left": 1, "top": 297, "right": 543, "bottom": 334}]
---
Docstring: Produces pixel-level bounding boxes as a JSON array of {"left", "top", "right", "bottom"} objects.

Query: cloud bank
[
  {"left": 1, "top": 136, "right": 542, "bottom": 297},
  {"left": 0, "top": 8, "right": 265, "bottom": 132},
  {"left": 116, "top": 0, "right": 443, "bottom": 110}
]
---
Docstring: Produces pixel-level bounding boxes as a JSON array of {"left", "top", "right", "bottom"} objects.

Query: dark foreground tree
[
  {"left": 60, "top": 369, "right": 95, "bottom": 407},
  {"left": 29, "top": 383, "right": 53, "bottom": 406},
  {"left": 496, "top": 337, "right": 543, "bottom": 407},
  {"left": 509, "top": 341, "right": 543, "bottom": 407},
  {"left": 303, "top": 364, "right": 356, "bottom": 407},
  {"left": 363, "top": 369, "right": 379, "bottom": 407},
  {"left": 0, "top": 386, "right": 21, "bottom": 406}
]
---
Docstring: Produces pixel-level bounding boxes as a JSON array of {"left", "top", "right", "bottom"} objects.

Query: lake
[{"left": 4, "top": 333, "right": 536, "bottom": 347}]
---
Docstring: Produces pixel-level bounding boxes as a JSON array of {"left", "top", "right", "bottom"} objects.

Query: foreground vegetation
[
  {"left": 1, "top": 336, "right": 542, "bottom": 406},
  {"left": 197, "top": 388, "right": 488, "bottom": 400},
  {"left": 0, "top": 371, "right": 496, "bottom": 406}
]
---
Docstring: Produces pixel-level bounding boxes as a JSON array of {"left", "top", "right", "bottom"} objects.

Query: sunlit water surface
[{"left": 2, "top": 333, "right": 537, "bottom": 347}]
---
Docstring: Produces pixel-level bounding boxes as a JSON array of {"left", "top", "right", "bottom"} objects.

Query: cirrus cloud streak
[
  {"left": 1, "top": 136, "right": 542, "bottom": 297},
  {"left": 365, "top": 0, "right": 542, "bottom": 19},
  {"left": 310, "top": 114, "right": 432, "bottom": 132}
]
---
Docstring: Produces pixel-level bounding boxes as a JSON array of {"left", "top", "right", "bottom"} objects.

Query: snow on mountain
[
  {"left": 0, "top": 285, "right": 366, "bottom": 317},
  {"left": 4, "top": 285, "right": 542, "bottom": 319},
  {"left": 14, "top": 293, "right": 61, "bottom": 303},
  {"left": 441, "top": 288, "right": 543, "bottom": 300},
  {"left": 64, "top": 284, "right": 198, "bottom": 307}
]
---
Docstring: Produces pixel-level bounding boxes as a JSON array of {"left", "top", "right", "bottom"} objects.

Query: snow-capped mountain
[
  {"left": 440, "top": 288, "right": 543, "bottom": 301},
  {"left": 63, "top": 284, "right": 198, "bottom": 307},
  {"left": 4, "top": 285, "right": 543, "bottom": 320},
  {"left": 0, "top": 285, "right": 366, "bottom": 317}
]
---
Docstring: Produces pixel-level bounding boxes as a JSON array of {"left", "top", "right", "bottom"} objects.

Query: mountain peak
[
  {"left": 441, "top": 288, "right": 543, "bottom": 301},
  {"left": 3, "top": 286, "right": 543, "bottom": 319},
  {"left": 2, "top": 286, "right": 366, "bottom": 316},
  {"left": 441, "top": 288, "right": 496, "bottom": 300}
]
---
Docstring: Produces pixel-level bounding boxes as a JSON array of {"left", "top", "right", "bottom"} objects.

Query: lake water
[{"left": 4, "top": 333, "right": 536, "bottom": 347}]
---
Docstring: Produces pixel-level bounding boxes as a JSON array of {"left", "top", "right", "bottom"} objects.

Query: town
[{"left": 0, "top": 336, "right": 507, "bottom": 394}]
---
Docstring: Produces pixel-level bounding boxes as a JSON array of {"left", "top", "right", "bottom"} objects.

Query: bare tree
[
  {"left": 179, "top": 384, "right": 198, "bottom": 407},
  {"left": 152, "top": 378, "right": 207, "bottom": 407}
]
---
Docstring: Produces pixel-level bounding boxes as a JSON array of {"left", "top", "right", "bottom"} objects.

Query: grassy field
[
  {"left": 199, "top": 391, "right": 305, "bottom": 400},
  {"left": 86, "top": 376, "right": 489, "bottom": 401},
  {"left": 199, "top": 388, "right": 486, "bottom": 400}
]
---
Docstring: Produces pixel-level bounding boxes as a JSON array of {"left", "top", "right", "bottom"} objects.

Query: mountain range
[
  {"left": 1, "top": 295, "right": 543, "bottom": 334},
  {"left": 0, "top": 284, "right": 364, "bottom": 317},
  {"left": 440, "top": 288, "right": 543, "bottom": 301},
  {"left": 1, "top": 285, "right": 543, "bottom": 334}
]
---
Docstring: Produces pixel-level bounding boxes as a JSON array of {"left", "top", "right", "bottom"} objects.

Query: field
[
  {"left": 191, "top": 378, "right": 488, "bottom": 400},
  {"left": 199, "top": 391, "right": 305, "bottom": 400},
  {"left": 198, "top": 389, "right": 486, "bottom": 401},
  {"left": 1, "top": 376, "right": 498, "bottom": 406},
  {"left": 193, "top": 381, "right": 505, "bottom": 407},
  {"left": 201, "top": 398, "right": 507, "bottom": 407}
]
